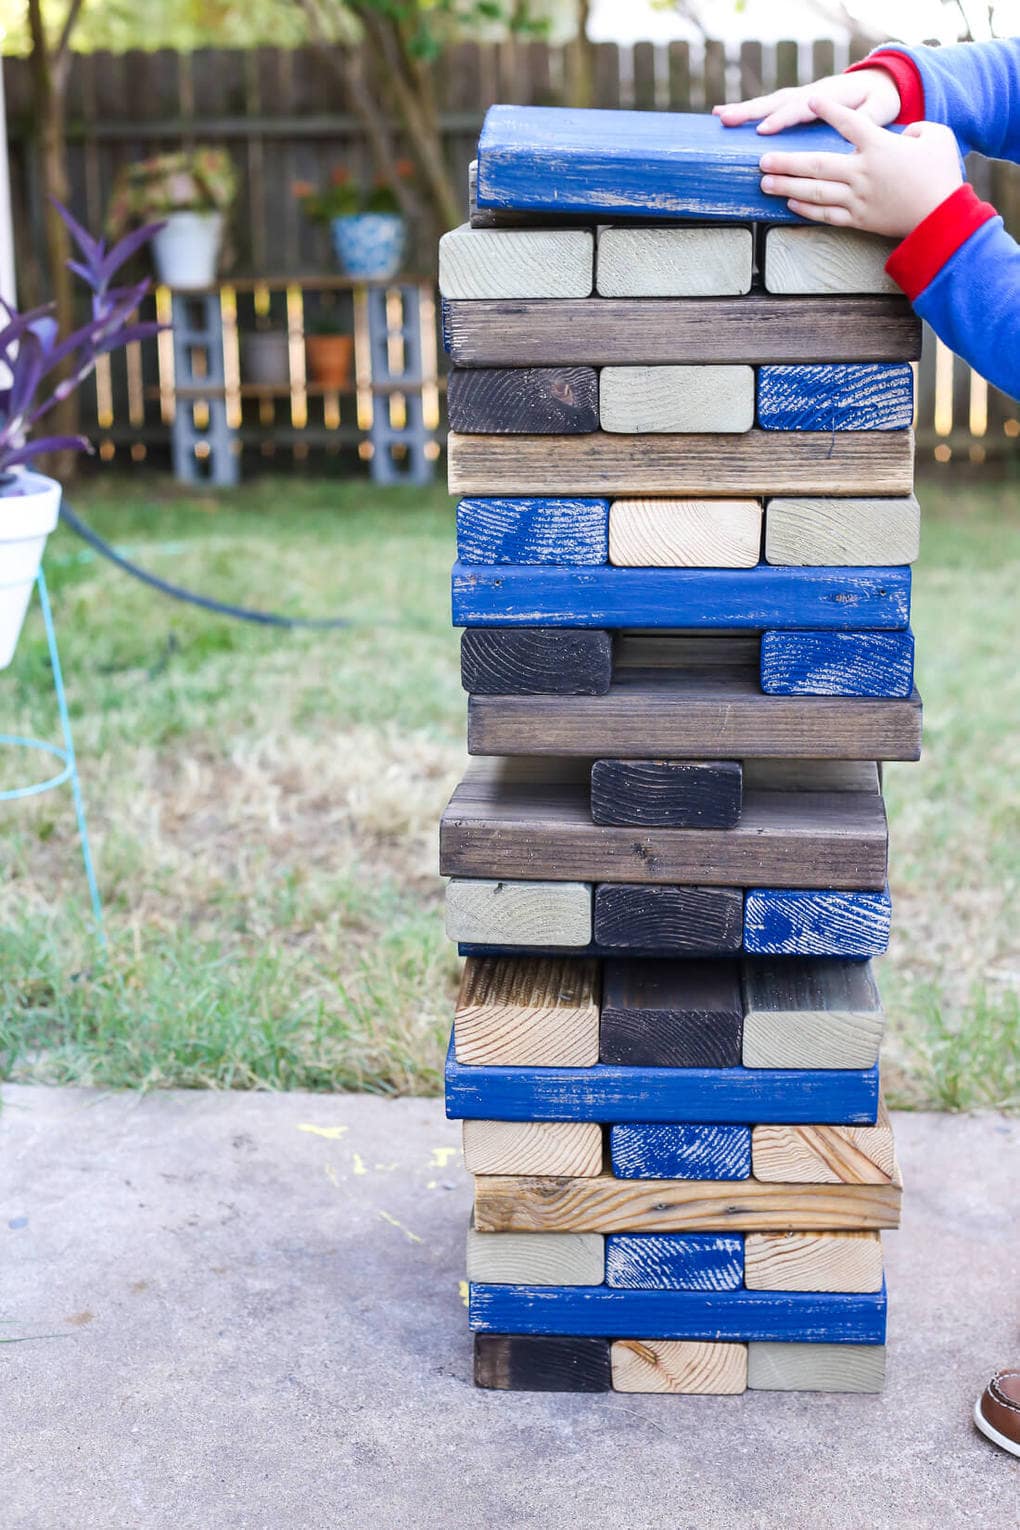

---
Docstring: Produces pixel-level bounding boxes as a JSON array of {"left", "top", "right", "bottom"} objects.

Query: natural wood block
[
  {"left": 597, "top": 225, "right": 753, "bottom": 297},
  {"left": 608, "top": 498, "right": 762, "bottom": 568},
  {"left": 744, "top": 888, "right": 892, "bottom": 957},
  {"left": 744, "top": 1231, "right": 884, "bottom": 1293},
  {"left": 612, "top": 1339, "right": 748, "bottom": 1394},
  {"left": 601, "top": 959, "right": 743, "bottom": 1067},
  {"left": 447, "top": 430, "right": 915, "bottom": 497},
  {"left": 463, "top": 1119, "right": 604, "bottom": 1177},
  {"left": 765, "top": 495, "right": 921, "bottom": 566},
  {"left": 474, "top": 1334, "right": 611, "bottom": 1392},
  {"left": 443, "top": 297, "right": 921, "bottom": 367},
  {"left": 457, "top": 496, "right": 609, "bottom": 565},
  {"left": 760, "top": 630, "right": 915, "bottom": 699},
  {"left": 467, "top": 1226, "right": 605, "bottom": 1285},
  {"left": 439, "top": 223, "right": 594, "bottom": 299},
  {"left": 752, "top": 1104, "right": 896, "bottom": 1185},
  {"left": 440, "top": 778, "right": 890, "bottom": 890},
  {"left": 605, "top": 1233, "right": 744, "bottom": 1291},
  {"left": 747, "top": 1341, "right": 886, "bottom": 1392},
  {"left": 591, "top": 759, "right": 743, "bottom": 829},
  {"left": 453, "top": 955, "right": 600, "bottom": 1066},
  {"left": 447, "top": 366, "right": 599, "bottom": 435},
  {"left": 445, "top": 878, "right": 592, "bottom": 948},
  {"left": 757, "top": 365, "right": 913, "bottom": 432},
  {"left": 594, "top": 885, "right": 744, "bottom": 953},
  {"left": 461, "top": 628, "right": 613, "bottom": 696},
  {"left": 610, "top": 1123, "right": 751, "bottom": 1180},
  {"left": 472, "top": 1169, "right": 901, "bottom": 1234},
  {"left": 741, "top": 957, "right": 885, "bottom": 1070},
  {"left": 764, "top": 227, "right": 898, "bottom": 295},
  {"left": 600, "top": 366, "right": 754, "bottom": 434}
]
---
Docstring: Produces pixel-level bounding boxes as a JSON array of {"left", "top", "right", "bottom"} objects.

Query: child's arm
[{"left": 847, "top": 41, "right": 1020, "bottom": 161}]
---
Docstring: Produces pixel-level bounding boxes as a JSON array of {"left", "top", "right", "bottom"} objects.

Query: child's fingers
[
  {"left": 754, "top": 102, "right": 819, "bottom": 135},
  {"left": 807, "top": 95, "right": 880, "bottom": 148},
  {"left": 787, "top": 197, "right": 855, "bottom": 226},
  {"left": 761, "top": 174, "right": 853, "bottom": 206},
  {"left": 713, "top": 93, "right": 787, "bottom": 124},
  {"left": 758, "top": 149, "right": 856, "bottom": 183}
]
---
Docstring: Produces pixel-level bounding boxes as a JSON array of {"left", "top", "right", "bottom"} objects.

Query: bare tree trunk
[{"left": 568, "top": 0, "right": 595, "bottom": 109}]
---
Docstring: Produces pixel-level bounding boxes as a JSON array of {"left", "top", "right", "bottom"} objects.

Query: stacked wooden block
[{"left": 439, "top": 106, "right": 922, "bottom": 1397}]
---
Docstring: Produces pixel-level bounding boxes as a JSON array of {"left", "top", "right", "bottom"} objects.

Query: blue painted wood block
[
  {"left": 744, "top": 888, "right": 892, "bottom": 957},
  {"left": 451, "top": 562, "right": 911, "bottom": 630},
  {"left": 457, "top": 497, "right": 609, "bottom": 566},
  {"left": 605, "top": 1234, "right": 744, "bottom": 1291},
  {"left": 468, "top": 1281, "right": 887, "bottom": 1343},
  {"left": 610, "top": 1124, "right": 751, "bottom": 1181},
  {"left": 758, "top": 365, "right": 914, "bottom": 432},
  {"left": 444, "top": 1037, "right": 881, "bottom": 1124},
  {"left": 476, "top": 106, "right": 902, "bottom": 224},
  {"left": 760, "top": 630, "right": 915, "bottom": 698}
]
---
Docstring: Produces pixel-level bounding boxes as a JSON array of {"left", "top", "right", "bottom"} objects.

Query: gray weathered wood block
[
  {"left": 600, "top": 365, "right": 755, "bottom": 434},
  {"left": 609, "top": 498, "right": 762, "bottom": 567},
  {"left": 764, "top": 227, "right": 898, "bottom": 295},
  {"left": 741, "top": 957, "right": 886, "bottom": 1069},
  {"left": 747, "top": 1341, "right": 886, "bottom": 1391},
  {"left": 445, "top": 878, "right": 592, "bottom": 947},
  {"left": 467, "top": 1227, "right": 605, "bottom": 1285},
  {"left": 597, "top": 225, "right": 753, "bottom": 297},
  {"left": 439, "top": 223, "right": 594, "bottom": 299},
  {"left": 765, "top": 495, "right": 921, "bottom": 566}
]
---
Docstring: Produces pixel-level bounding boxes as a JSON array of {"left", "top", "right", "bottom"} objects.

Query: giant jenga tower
[{"left": 439, "top": 107, "right": 921, "bottom": 1396}]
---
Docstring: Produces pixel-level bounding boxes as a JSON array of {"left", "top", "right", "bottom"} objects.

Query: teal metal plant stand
[{"left": 0, "top": 566, "right": 105, "bottom": 943}]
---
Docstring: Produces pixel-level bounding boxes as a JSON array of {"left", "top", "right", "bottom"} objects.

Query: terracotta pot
[{"left": 305, "top": 333, "right": 355, "bottom": 390}]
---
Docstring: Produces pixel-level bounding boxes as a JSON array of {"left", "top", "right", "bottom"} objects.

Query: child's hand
[
  {"left": 758, "top": 97, "right": 964, "bottom": 237},
  {"left": 713, "top": 69, "right": 901, "bottom": 135}
]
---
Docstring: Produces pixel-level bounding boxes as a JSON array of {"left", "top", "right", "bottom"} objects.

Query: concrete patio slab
[{"left": 1, "top": 1085, "right": 1016, "bottom": 1530}]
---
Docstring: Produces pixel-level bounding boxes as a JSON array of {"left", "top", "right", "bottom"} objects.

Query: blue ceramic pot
[{"left": 331, "top": 213, "right": 406, "bottom": 281}]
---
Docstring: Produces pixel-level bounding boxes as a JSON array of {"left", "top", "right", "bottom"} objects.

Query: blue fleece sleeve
[
  {"left": 913, "top": 214, "right": 1020, "bottom": 400},
  {"left": 879, "top": 39, "right": 1020, "bottom": 161}
]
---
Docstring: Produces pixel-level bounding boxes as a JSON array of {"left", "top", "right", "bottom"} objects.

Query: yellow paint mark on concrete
[
  {"left": 352, "top": 1153, "right": 368, "bottom": 1176},
  {"left": 298, "top": 1123, "right": 349, "bottom": 1141},
  {"left": 430, "top": 1146, "right": 458, "bottom": 1169},
  {"left": 426, "top": 1180, "right": 438, "bottom": 1190},
  {"left": 378, "top": 1210, "right": 423, "bottom": 1244},
  {"left": 458, "top": 1280, "right": 469, "bottom": 1307},
  {"left": 374, "top": 1162, "right": 398, "bottom": 1172},
  {"left": 324, "top": 1162, "right": 340, "bottom": 1188}
]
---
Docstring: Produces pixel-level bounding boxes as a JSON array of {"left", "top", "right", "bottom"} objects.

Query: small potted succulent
[
  {"left": 0, "top": 203, "right": 162, "bottom": 668},
  {"left": 108, "top": 148, "right": 237, "bottom": 289},
  {"left": 303, "top": 298, "right": 355, "bottom": 391},
  {"left": 294, "top": 163, "right": 412, "bottom": 283}
]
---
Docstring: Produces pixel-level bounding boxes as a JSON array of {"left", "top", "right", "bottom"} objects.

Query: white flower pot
[
  {"left": 0, "top": 470, "right": 61, "bottom": 670},
  {"left": 152, "top": 211, "right": 224, "bottom": 289}
]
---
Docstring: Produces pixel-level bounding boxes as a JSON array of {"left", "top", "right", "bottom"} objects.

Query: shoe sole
[{"left": 973, "top": 1397, "right": 1020, "bottom": 1457}]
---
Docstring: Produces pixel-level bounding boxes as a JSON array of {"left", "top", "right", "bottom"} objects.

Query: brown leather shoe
[{"left": 974, "top": 1369, "right": 1020, "bottom": 1456}]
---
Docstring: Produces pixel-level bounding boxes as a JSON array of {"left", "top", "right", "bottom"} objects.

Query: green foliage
[{"left": 107, "top": 148, "right": 238, "bottom": 235}]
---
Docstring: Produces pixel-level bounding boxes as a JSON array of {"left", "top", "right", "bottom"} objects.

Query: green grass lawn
[{"left": 0, "top": 472, "right": 1017, "bottom": 1111}]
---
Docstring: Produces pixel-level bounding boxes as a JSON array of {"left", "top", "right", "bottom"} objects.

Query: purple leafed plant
[{"left": 0, "top": 201, "right": 164, "bottom": 487}]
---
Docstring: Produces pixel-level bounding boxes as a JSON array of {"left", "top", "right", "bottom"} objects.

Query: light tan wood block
[
  {"left": 744, "top": 1231, "right": 884, "bottom": 1292},
  {"left": 597, "top": 225, "right": 753, "bottom": 297},
  {"left": 765, "top": 495, "right": 921, "bottom": 566},
  {"left": 473, "top": 1168, "right": 902, "bottom": 1233},
  {"left": 454, "top": 956, "right": 600, "bottom": 1066},
  {"left": 600, "top": 366, "right": 755, "bottom": 434},
  {"left": 463, "top": 1119, "right": 604, "bottom": 1177},
  {"left": 748, "top": 1342, "right": 886, "bottom": 1392},
  {"left": 609, "top": 498, "right": 762, "bottom": 568},
  {"left": 445, "top": 878, "right": 592, "bottom": 948},
  {"left": 467, "top": 1226, "right": 605, "bottom": 1285},
  {"left": 611, "top": 1339, "right": 748, "bottom": 1394},
  {"left": 741, "top": 958, "right": 886, "bottom": 1069},
  {"left": 752, "top": 1102, "right": 896, "bottom": 1185},
  {"left": 438, "top": 223, "right": 594, "bottom": 299},
  {"left": 764, "top": 227, "right": 898, "bottom": 295}
]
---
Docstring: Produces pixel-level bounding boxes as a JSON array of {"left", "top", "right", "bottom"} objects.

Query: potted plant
[
  {"left": 242, "top": 320, "right": 291, "bottom": 389},
  {"left": 303, "top": 300, "right": 355, "bottom": 391},
  {"left": 294, "top": 163, "right": 412, "bottom": 283},
  {"left": 0, "top": 203, "right": 162, "bottom": 668},
  {"left": 108, "top": 149, "right": 237, "bottom": 290}
]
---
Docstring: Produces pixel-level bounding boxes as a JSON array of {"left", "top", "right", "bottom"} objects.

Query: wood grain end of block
[
  {"left": 764, "top": 227, "right": 899, "bottom": 295},
  {"left": 439, "top": 224, "right": 594, "bottom": 300},
  {"left": 466, "top": 1227, "right": 605, "bottom": 1286},
  {"left": 474, "top": 1334, "right": 612, "bottom": 1392},
  {"left": 601, "top": 366, "right": 755, "bottom": 435},
  {"left": 596, "top": 225, "right": 753, "bottom": 297},
  {"left": 751, "top": 1120, "right": 897, "bottom": 1186},
  {"left": 609, "top": 498, "right": 762, "bottom": 568},
  {"left": 454, "top": 955, "right": 601, "bottom": 1066},
  {"left": 463, "top": 1119, "right": 604, "bottom": 1178},
  {"left": 744, "top": 1231, "right": 884, "bottom": 1292},
  {"left": 611, "top": 1339, "right": 748, "bottom": 1394},
  {"left": 747, "top": 1341, "right": 886, "bottom": 1392},
  {"left": 445, "top": 878, "right": 593, "bottom": 948},
  {"left": 765, "top": 495, "right": 921, "bottom": 566}
]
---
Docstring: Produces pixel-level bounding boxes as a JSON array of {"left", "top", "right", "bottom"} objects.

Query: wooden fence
[{"left": 5, "top": 37, "right": 1018, "bottom": 467}]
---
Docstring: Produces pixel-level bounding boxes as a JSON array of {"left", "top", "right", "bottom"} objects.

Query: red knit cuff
[
  {"left": 846, "top": 49, "right": 925, "bottom": 124},
  {"left": 886, "top": 184, "right": 997, "bottom": 300}
]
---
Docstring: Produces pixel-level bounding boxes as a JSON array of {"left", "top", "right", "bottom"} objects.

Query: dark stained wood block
[
  {"left": 601, "top": 958, "right": 743, "bottom": 1067},
  {"left": 444, "top": 296, "right": 922, "bottom": 367},
  {"left": 447, "top": 366, "right": 599, "bottom": 434},
  {"left": 439, "top": 778, "right": 889, "bottom": 890},
  {"left": 460, "top": 628, "right": 613, "bottom": 695},
  {"left": 594, "top": 884, "right": 744, "bottom": 953},
  {"left": 474, "top": 1333, "right": 612, "bottom": 1392},
  {"left": 591, "top": 759, "right": 743, "bottom": 828}
]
